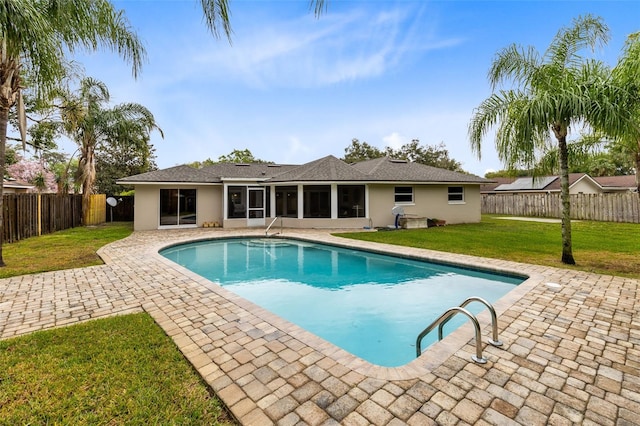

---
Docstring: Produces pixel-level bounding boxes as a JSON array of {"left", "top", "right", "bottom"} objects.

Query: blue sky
[{"left": 71, "top": 0, "right": 639, "bottom": 177}]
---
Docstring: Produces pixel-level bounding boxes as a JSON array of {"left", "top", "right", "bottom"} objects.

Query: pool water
[{"left": 161, "top": 238, "right": 523, "bottom": 367}]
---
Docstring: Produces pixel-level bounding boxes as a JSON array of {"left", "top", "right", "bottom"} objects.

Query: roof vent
[
  {"left": 390, "top": 159, "right": 408, "bottom": 163},
  {"left": 235, "top": 163, "right": 250, "bottom": 167},
  {"left": 267, "top": 164, "right": 281, "bottom": 168}
]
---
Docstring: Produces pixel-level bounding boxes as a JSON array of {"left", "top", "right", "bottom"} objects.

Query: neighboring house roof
[
  {"left": 543, "top": 173, "right": 596, "bottom": 192},
  {"left": 494, "top": 176, "right": 558, "bottom": 191},
  {"left": 493, "top": 173, "right": 590, "bottom": 192},
  {"left": 3, "top": 178, "right": 34, "bottom": 190},
  {"left": 118, "top": 155, "right": 489, "bottom": 185},
  {"left": 480, "top": 177, "right": 516, "bottom": 193},
  {"left": 593, "top": 175, "right": 637, "bottom": 191},
  {"left": 491, "top": 173, "right": 638, "bottom": 193}
]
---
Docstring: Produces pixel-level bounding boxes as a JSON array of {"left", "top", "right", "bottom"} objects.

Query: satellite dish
[
  {"left": 106, "top": 197, "right": 121, "bottom": 222},
  {"left": 391, "top": 206, "right": 404, "bottom": 216}
]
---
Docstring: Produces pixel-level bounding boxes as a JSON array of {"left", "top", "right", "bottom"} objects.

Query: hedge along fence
[
  {"left": 2, "top": 193, "right": 83, "bottom": 243},
  {"left": 482, "top": 193, "right": 640, "bottom": 223}
]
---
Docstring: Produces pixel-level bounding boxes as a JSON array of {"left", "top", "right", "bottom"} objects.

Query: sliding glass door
[{"left": 160, "top": 189, "right": 196, "bottom": 226}]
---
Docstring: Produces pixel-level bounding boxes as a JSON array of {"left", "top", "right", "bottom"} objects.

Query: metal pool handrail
[
  {"left": 415, "top": 306, "right": 487, "bottom": 364},
  {"left": 265, "top": 216, "right": 282, "bottom": 237},
  {"left": 438, "top": 296, "right": 503, "bottom": 347}
]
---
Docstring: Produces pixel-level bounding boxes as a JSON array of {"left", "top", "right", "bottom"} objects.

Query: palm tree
[
  {"left": 610, "top": 33, "right": 640, "bottom": 192},
  {"left": 59, "top": 78, "right": 161, "bottom": 220},
  {"left": 468, "top": 15, "right": 632, "bottom": 265},
  {"left": 0, "top": 0, "right": 145, "bottom": 266},
  {"left": 199, "top": 0, "right": 326, "bottom": 40}
]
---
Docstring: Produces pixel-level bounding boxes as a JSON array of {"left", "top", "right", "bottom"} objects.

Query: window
[
  {"left": 303, "top": 185, "right": 331, "bottom": 218},
  {"left": 228, "top": 186, "right": 246, "bottom": 218},
  {"left": 394, "top": 186, "right": 413, "bottom": 203},
  {"left": 160, "top": 189, "right": 196, "bottom": 226},
  {"left": 338, "top": 185, "right": 365, "bottom": 218},
  {"left": 448, "top": 186, "right": 464, "bottom": 203}
]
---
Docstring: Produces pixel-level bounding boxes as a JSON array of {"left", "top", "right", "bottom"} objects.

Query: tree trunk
[
  {"left": 557, "top": 134, "right": 576, "bottom": 265},
  {"left": 0, "top": 107, "right": 7, "bottom": 266},
  {"left": 635, "top": 143, "right": 640, "bottom": 194}
]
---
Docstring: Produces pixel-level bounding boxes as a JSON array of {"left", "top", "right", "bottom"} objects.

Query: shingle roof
[
  {"left": 351, "top": 157, "right": 489, "bottom": 183},
  {"left": 592, "top": 175, "right": 636, "bottom": 189},
  {"left": 268, "top": 156, "right": 370, "bottom": 182},
  {"left": 204, "top": 163, "right": 299, "bottom": 180},
  {"left": 118, "top": 165, "right": 215, "bottom": 183},
  {"left": 118, "top": 156, "right": 489, "bottom": 185}
]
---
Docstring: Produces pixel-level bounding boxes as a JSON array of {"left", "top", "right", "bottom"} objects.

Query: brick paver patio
[{"left": 1, "top": 228, "right": 639, "bottom": 425}]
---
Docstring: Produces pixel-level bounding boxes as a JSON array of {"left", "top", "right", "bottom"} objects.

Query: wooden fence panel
[
  {"left": 3, "top": 193, "right": 83, "bottom": 244},
  {"left": 84, "top": 194, "right": 106, "bottom": 226},
  {"left": 105, "top": 195, "right": 134, "bottom": 222},
  {"left": 481, "top": 193, "right": 640, "bottom": 223}
]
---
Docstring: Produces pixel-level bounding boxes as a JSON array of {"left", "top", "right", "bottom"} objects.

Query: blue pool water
[{"left": 161, "top": 238, "right": 523, "bottom": 367}]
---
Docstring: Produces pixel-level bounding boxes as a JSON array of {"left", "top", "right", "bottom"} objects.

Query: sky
[{"left": 67, "top": 0, "right": 639, "bottom": 177}]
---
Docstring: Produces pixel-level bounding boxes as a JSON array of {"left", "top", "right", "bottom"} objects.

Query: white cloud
[
  {"left": 190, "top": 4, "right": 463, "bottom": 89},
  {"left": 382, "top": 132, "right": 407, "bottom": 150}
]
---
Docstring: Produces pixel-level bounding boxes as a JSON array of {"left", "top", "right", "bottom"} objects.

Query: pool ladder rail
[
  {"left": 415, "top": 297, "right": 502, "bottom": 364},
  {"left": 265, "top": 216, "right": 283, "bottom": 237}
]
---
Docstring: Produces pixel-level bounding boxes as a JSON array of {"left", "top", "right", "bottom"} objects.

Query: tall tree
[
  {"left": 95, "top": 138, "right": 157, "bottom": 196},
  {"left": 390, "top": 140, "right": 463, "bottom": 172},
  {"left": 610, "top": 33, "right": 640, "bottom": 192},
  {"left": 342, "top": 138, "right": 463, "bottom": 171},
  {"left": 469, "top": 15, "right": 632, "bottom": 265},
  {"left": 342, "top": 138, "right": 384, "bottom": 163},
  {"left": 59, "top": 78, "right": 161, "bottom": 217},
  {"left": 0, "top": 0, "right": 145, "bottom": 266}
]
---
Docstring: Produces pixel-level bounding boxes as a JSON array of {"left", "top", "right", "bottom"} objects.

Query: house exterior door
[{"left": 247, "top": 188, "right": 265, "bottom": 227}]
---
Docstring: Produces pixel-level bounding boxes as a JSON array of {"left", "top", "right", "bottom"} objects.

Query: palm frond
[
  {"left": 488, "top": 44, "right": 541, "bottom": 90},
  {"left": 545, "top": 14, "right": 609, "bottom": 70},
  {"left": 200, "top": 0, "right": 232, "bottom": 41}
]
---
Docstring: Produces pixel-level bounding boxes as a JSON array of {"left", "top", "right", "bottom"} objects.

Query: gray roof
[
  {"left": 201, "top": 162, "right": 299, "bottom": 180},
  {"left": 118, "top": 163, "right": 299, "bottom": 184},
  {"left": 351, "top": 157, "right": 489, "bottom": 183},
  {"left": 268, "top": 155, "right": 370, "bottom": 182},
  {"left": 118, "top": 165, "right": 215, "bottom": 183},
  {"left": 119, "top": 156, "right": 489, "bottom": 185}
]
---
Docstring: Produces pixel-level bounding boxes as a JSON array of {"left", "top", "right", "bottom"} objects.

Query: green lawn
[
  {"left": 0, "top": 222, "right": 134, "bottom": 279},
  {"left": 337, "top": 215, "right": 640, "bottom": 279},
  {"left": 0, "top": 313, "right": 236, "bottom": 425},
  {"left": 0, "top": 224, "right": 236, "bottom": 425}
]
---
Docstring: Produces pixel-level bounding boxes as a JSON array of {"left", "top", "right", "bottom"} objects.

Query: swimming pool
[{"left": 161, "top": 238, "right": 523, "bottom": 367}]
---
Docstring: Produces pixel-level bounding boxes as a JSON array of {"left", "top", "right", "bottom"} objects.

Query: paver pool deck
[{"left": 1, "top": 228, "right": 639, "bottom": 425}]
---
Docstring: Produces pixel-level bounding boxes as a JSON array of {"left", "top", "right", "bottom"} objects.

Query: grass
[
  {"left": 337, "top": 215, "right": 640, "bottom": 279},
  {"left": 0, "top": 223, "right": 236, "bottom": 425},
  {"left": 0, "top": 222, "right": 134, "bottom": 279},
  {"left": 0, "top": 313, "right": 236, "bottom": 425}
]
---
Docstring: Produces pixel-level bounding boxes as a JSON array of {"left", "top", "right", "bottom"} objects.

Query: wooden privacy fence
[
  {"left": 482, "top": 193, "right": 640, "bottom": 223},
  {"left": 84, "top": 194, "right": 106, "bottom": 226},
  {"left": 3, "top": 194, "right": 83, "bottom": 243}
]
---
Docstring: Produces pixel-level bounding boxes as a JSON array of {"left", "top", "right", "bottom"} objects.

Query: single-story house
[
  {"left": 486, "top": 173, "right": 637, "bottom": 195},
  {"left": 117, "top": 155, "right": 490, "bottom": 231},
  {"left": 3, "top": 178, "right": 34, "bottom": 194}
]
